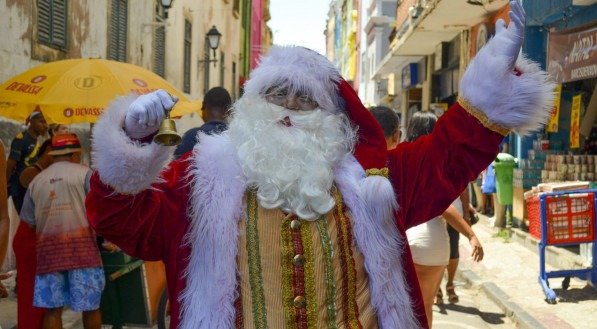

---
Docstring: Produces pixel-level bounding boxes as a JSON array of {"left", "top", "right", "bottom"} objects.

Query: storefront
[{"left": 513, "top": 21, "right": 597, "bottom": 224}]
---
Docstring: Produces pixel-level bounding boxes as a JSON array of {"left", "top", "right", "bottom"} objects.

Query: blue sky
[{"left": 268, "top": 0, "right": 330, "bottom": 55}]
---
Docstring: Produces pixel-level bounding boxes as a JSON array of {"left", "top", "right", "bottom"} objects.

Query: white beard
[{"left": 227, "top": 96, "right": 356, "bottom": 220}]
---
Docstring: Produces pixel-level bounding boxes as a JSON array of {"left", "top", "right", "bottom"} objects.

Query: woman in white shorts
[{"left": 404, "top": 111, "right": 484, "bottom": 327}]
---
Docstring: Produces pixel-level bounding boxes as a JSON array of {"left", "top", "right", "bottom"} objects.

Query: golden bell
[{"left": 153, "top": 118, "right": 182, "bottom": 146}]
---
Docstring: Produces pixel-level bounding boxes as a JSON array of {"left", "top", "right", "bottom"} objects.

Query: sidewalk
[{"left": 456, "top": 213, "right": 596, "bottom": 329}]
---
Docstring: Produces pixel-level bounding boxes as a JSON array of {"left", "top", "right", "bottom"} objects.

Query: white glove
[
  {"left": 124, "top": 89, "right": 177, "bottom": 139},
  {"left": 492, "top": 0, "right": 525, "bottom": 70}
]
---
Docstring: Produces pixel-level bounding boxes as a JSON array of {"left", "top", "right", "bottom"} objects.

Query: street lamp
[
  {"left": 161, "top": 0, "right": 173, "bottom": 10},
  {"left": 198, "top": 25, "right": 222, "bottom": 67},
  {"left": 161, "top": 0, "right": 174, "bottom": 19}
]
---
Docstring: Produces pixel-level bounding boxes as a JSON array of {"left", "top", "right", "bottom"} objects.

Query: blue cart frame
[{"left": 538, "top": 189, "right": 597, "bottom": 304}]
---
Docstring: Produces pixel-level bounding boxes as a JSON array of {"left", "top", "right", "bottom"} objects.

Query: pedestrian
[
  {"left": 86, "top": 3, "right": 553, "bottom": 328},
  {"left": 19, "top": 134, "right": 104, "bottom": 329},
  {"left": 6, "top": 109, "right": 48, "bottom": 213},
  {"left": 0, "top": 140, "right": 11, "bottom": 298},
  {"left": 436, "top": 189, "right": 478, "bottom": 305},
  {"left": 11, "top": 140, "right": 54, "bottom": 329},
  {"left": 403, "top": 111, "right": 484, "bottom": 326},
  {"left": 174, "top": 86, "right": 232, "bottom": 158},
  {"left": 49, "top": 123, "right": 70, "bottom": 136},
  {"left": 370, "top": 105, "right": 401, "bottom": 149}
]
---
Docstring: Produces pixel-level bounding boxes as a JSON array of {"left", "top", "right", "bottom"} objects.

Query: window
[
  {"left": 231, "top": 61, "right": 237, "bottom": 100},
  {"left": 233, "top": 0, "right": 240, "bottom": 17},
  {"left": 220, "top": 51, "right": 225, "bottom": 87},
  {"left": 37, "top": 0, "right": 68, "bottom": 51},
  {"left": 108, "top": 0, "right": 128, "bottom": 62},
  {"left": 183, "top": 20, "right": 192, "bottom": 93},
  {"left": 153, "top": 3, "right": 166, "bottom": 77}
]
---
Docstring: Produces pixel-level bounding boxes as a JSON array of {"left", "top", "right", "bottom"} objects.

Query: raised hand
[
  {"left": 492, "top": 0, "right": 525, "bottom": 70},
  {"left": 124, "top": 89, "right": 177, "bottom": 139}
]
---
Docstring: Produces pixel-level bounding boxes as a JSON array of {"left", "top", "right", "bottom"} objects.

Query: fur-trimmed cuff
[
  {"left": 459, "top": 48, "right": 556, "bottom": 135},
  {"left": 91, "top": 95, "right": 173, "bottom": 194}
]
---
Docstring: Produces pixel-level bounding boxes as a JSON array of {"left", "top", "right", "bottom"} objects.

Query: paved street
[
  {"left": 453, "top": 214, "right": 597, "bottom": 329},
  {"left": 434, "top": 278, "right": 514, "bottom": 329}
]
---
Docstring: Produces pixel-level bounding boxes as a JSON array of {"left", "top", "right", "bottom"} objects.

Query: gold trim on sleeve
[{"left": 457, "top": 97, "right": 510, "bottom": 136}]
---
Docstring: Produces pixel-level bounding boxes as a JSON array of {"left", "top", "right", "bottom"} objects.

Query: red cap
[{"left": 48, "top": 133, "right": 82, "bottom": 155}]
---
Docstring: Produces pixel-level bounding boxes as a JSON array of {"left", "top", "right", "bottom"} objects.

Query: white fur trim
[
  {"left": 179, "top": 136, "right": 417, "bottom": 328},
  {"left": 179, "top": 133, "right": 247, "bottom": 329},
  {"left": 243, "top": 45, "right": 343, "bottom": 113},
  {"left": 91, "top": 95, "right": 173, "bottom": 194},
  {"left": 460, "top": 44, "right": 556, "bottom": 135},
  {"left": 335, "top": 155, "right": 419, "bottom": 329}
]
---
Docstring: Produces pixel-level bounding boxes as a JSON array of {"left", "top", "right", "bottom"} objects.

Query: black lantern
[
  {"left": 206, "top": 26, "right": 222, "bottom": 54},
  {"left": 161, "top": 0, "right": 174, "bottom": 9},
  {"left": 199, "top": 25, "right": 222, "bottom": 67}
]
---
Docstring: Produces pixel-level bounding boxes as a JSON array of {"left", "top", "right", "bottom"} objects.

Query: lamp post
[
  {"left": 161, "top": 0, "right": 174, "bottom": 18},
  {"left": 201, "top": 25, "right": 222, "bottom": 68}
]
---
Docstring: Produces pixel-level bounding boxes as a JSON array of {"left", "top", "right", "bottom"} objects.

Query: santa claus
[{"left": 86, "top": 2, "right": 553, "bottom": 328}]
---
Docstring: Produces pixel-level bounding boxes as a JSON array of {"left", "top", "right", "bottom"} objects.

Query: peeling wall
[{"left": 0, "top": 0, "right": 243, "bottom": 102}]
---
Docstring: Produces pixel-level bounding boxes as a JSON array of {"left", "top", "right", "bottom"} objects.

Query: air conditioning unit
[{"left": 377, "top": 79, "right": 388, "bottom": 94}]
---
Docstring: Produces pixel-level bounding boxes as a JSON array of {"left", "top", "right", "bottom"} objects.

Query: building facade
[{"left": 0, "top": 0, "right": 273, "bottom": 105}]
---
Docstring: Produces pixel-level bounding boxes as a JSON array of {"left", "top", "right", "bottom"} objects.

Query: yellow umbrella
[{"left": 0, "top": 58, "right": 200, "bottom": 124}]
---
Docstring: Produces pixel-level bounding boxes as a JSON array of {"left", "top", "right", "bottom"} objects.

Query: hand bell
[
  {"left": 154, "top": 117, "right": 182, "bottom": 146},
  {"left": 153, "top": 94, "right": 182, "bottom": 146}
]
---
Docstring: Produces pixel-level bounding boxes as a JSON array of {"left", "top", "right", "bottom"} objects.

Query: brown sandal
[
  {"left": 446, "top": 284, "right": 459, "bottom": 304},
  {"left": 435, "top": 288, "right": 444, "bottom": 305}
]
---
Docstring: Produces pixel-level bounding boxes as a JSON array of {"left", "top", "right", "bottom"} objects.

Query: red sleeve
[
  {"left": 388, "top": 103, "right": 505, "bottom": 230},
  {"left": 85, "top": 154, "right": 192, "bottom": 261}
]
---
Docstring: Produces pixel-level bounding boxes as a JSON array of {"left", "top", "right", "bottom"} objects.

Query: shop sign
[
  {"left": 548, "top": 24, "right": 597, "bottom": 83},
  {"left": 401, "top": 63, "right": 419, "bottom": 89},
  {"left": 570, "top": 94, "right": 582, "bottom": 148},
  {"left": 547, "top": 84, "right": 562, "bottom": 133}
]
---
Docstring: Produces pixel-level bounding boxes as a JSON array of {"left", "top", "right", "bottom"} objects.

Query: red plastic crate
[{"left": 527, "top": 193, "right": 595, "bottom": 244}]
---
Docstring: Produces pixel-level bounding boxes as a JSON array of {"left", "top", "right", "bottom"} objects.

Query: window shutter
[
  {"left": 37, "top": 0, "right": 67, "bottom": 51},
  {"left": 38, "top": 0, "right": 51, "bottom": 43},
  {"left": 220, "top": 51, "right": 225, "bottom": 87},
  {"left": 109, "top": 0, "right": 128, "bottom": 62},
  {"left": 51, "top": 0, "right": 67, "bottom": 49},
  {"left": 153, "top": 19, "right": 166, "bottom": 77},
  {"left": 183, "top": 20, "right": 192, "bottom": 93}
]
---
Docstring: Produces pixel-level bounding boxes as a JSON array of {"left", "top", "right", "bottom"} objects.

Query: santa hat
[{"left": 246, "top": 45, "right": 397, "bottom": 216}]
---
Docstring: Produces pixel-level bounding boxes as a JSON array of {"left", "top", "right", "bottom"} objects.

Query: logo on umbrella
[
  {"left": 64, "top": 108, "right": 74, "bottom": 118},
  {"left": 133, "top": 78, "right": 148, "bottom": 87},
  {"left": 31, "top": 75, "right": 47, "bottom": 84},
  {"left": 74, "top": 76, "right": 103, "bottom": 90}
]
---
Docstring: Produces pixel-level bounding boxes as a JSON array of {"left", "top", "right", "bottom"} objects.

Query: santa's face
[
  {"left": 264, "top": 87, "right": 319, "bottom": 112},
  {"left": 227, "top": 95, "right": 355, "bottom": 220}
]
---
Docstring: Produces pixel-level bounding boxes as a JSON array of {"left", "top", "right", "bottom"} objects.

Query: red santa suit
[{"left": 86, "top": 42, "right": 554, "bottom": 329}]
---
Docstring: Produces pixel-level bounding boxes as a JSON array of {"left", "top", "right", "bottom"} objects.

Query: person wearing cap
[
  {"left": 86, "top": 2, "right": 553, "bottom": 328},
  {"left": 6, "top": 109, "right": 49, "bottom": 213},
  {"left": 19, "top": 134, "right": 104, "bottom": 329}
]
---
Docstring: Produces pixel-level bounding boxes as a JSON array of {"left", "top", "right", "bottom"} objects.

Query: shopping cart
[{"left": 527, "top": 189, "right": 597, "bottom": 304}]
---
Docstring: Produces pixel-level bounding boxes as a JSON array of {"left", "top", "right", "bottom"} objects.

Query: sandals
[
  {"left": 446, "top": 284, "right": 459, "bottom": 304},
  {"left": 434, "top": 288, "right": 444, "bottom": 305}
]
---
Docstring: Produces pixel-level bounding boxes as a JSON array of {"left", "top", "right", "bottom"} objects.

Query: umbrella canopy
[{"left": 0, "top": 58, "right": 200, "bottom": 124}]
